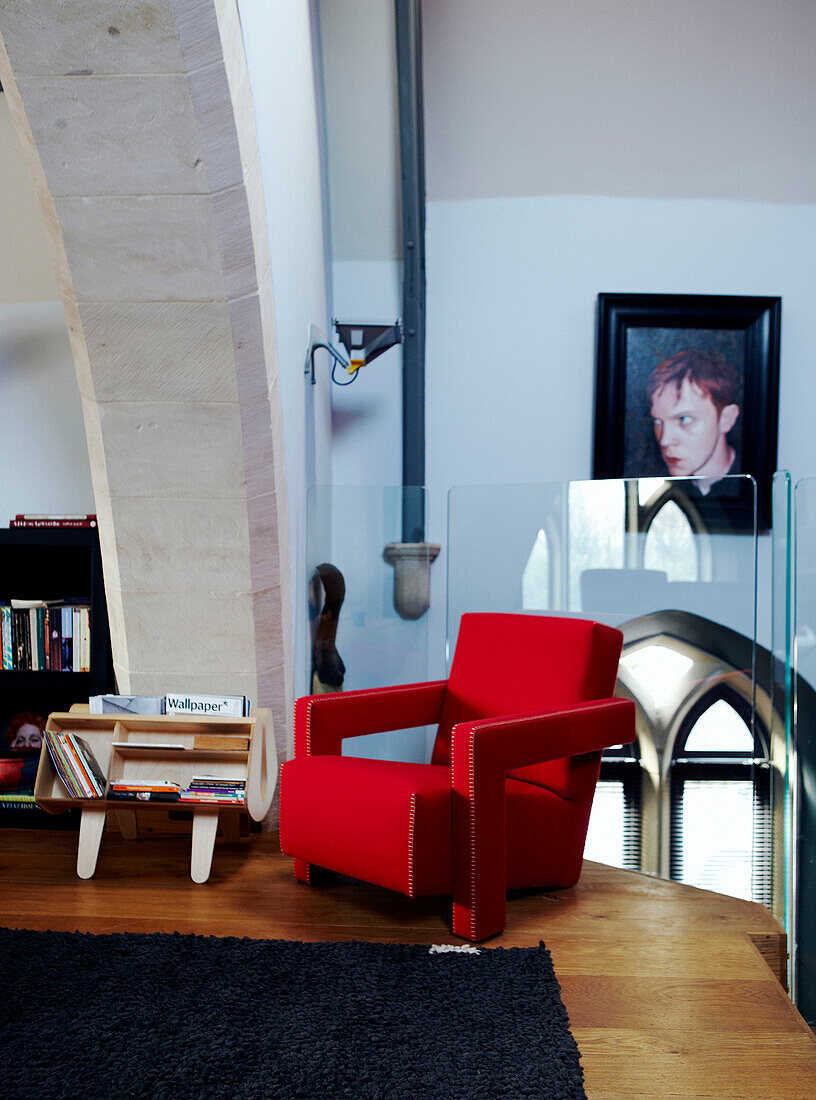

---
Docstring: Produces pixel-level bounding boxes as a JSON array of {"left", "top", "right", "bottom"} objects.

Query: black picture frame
[{"left": 593, "top": 293, "right": 781, "bottom": 531}]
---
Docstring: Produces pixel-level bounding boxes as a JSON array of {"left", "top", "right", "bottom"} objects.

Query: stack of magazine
[
  {"left": 88, "top": 693, "right": 251, "bottom": 717},
  {"left": 108, "top": 780, "right": 181, "bottom": 803},
  {"left": 44, "top": 729, "right": 106, "bottom": 798},
  {"left": 179, "top": 776, "right": 246, "bottom": 804}
]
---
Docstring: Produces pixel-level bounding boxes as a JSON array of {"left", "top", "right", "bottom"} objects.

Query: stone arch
[{"left": 0, "top": 1, "right": 292, "bottom": 795}]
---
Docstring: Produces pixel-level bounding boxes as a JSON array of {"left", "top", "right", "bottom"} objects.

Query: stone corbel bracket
[{"left": 383, "top": 542, "right": 441, "bottom": 620}]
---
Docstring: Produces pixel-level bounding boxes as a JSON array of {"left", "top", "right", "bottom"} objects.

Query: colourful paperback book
[
  {"left": 57, "top": 733, "right": 95, "bottom": 798},
  {"left": 72, "top": 608, "right": 81, "bottom": 672},
  {"left": 79, "top": 608, "right": 90, "bottom": 672},
  {"left": 0, "top": 606, "right": 12, "bottom": 670},
  {"left": 44, "top": 731, "right": 84, "bottom": 798},
  {"left": 67, "top": 734, "right": 106, "bottom": 796},
  {"left": 108, "top": 789, "right": 180, "bottom": 803},
  {"left": 61, "top": 606, "right": 73, "bottom": 670}
]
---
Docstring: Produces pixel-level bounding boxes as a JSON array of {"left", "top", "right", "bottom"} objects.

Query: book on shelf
[
  {"left": 10, "top": 514, "right": 97, "bottom": 528},
  {"left": 12, "top": 609, "right": 28, "bottom": 670},
  {"left": 190, "top": 775, "right": 246, "bottom": 789},
  {"left": 110, "top": 780, "right": 180, "bottom": 793},
  {"left": 180, "top": 794, "right": 244, "bottom": 804},
  {"left": 79, "top": 609, "right": 90, "bottom": 671},
  {"left": 108, "top": 780, "right": 181, "bottom": 803},
  {"left": 110, "top": 741, "right": 187, "bottom": 750},
  {"left": 107, "top": 788, "right": 181, "bottom": 803},
  {"left": 63, "top": 732, "right": 101, "bottom": 797},
  {"left": 44, "top": 730, "right": 103, "bottom": 798},
  {"left": 48, "top": 608, "right": 61, "bottom": 670},
  {"left": 70, "top": 734, "right": 106, "bottom": 796},
  {"left": 61, "top": 605, "right": 72, "bottom": 669},
  {"left": 0, "top": 606, "right": 12, "bottom": 670},
  {"left": 180, "top": 774, "right": 246, "bottom": 803},
  {"left": 0, "top": 600, "right": 91, "bottom": 672},
  {"left": 44, "top": 733, "right": 76, "bottom": 796},
  {"left": 88, "top": 695, "right": 164, "bottom": 715},
  {"left": 72, "top": 608, "right": 80, "bottom": 672},
  {"left": 31, "top": 608, "right": 45, "bottom": 671},
  {"left": 164, "top": 693, "right": 250, "bottom": 717},
  {"left": 0, "top": 793, "right": 38, "bottom": 810}
]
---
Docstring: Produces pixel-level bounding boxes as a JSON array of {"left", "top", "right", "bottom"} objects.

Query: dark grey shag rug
[{"left": 0, "top": 927, "right": 586, "bottom": 1099}]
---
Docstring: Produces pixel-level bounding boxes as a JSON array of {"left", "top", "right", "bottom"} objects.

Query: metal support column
[{"left": 395, "top": 0, "right": 426, "bottom": 543}]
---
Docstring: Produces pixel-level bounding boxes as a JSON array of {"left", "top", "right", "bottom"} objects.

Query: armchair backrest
[{"left": 432, "top": 613, "right": 623, "bottom": 797}]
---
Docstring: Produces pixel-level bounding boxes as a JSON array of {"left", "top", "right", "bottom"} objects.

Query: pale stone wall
[{"left": 0, "top": 0, "right": 294, "bottom": 816}]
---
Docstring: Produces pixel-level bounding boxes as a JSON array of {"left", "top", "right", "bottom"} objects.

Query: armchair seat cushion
[
  {"left": 280, "top": 755, "right": 584, "bottom": 898},
  {"left": 280, "top": 757, "right": 454, "bottom": 897}
]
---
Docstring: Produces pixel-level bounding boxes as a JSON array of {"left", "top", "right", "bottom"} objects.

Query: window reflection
[
  {"left": 638, "top": 477, "right": 668, "bottom": 506},
  {"left": 568, "top": 480, "right": 624, "bottom": 609},
  {"left": 644, "top": 500, "right": 697, "bottom": 581},
  {"left": 522, "top": 528, "right": 550, "bottom": 610}
]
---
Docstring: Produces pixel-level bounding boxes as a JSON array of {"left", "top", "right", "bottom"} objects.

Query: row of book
[
  {"left": 109, "top": 776, "right": 247, "bottom": 805},
  {"left": 44, "top": 729, "right": 248, "bottom": 804},
  {"left": 0, "top": 600, "right": 91, "bottom": 673},
  {"left": 44, "top": 728, "right": 106, "bottom": 798}
]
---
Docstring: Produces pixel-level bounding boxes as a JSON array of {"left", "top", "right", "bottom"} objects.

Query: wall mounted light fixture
[{"left": 306, "top": 320, "right": 402, "bottom": 385}]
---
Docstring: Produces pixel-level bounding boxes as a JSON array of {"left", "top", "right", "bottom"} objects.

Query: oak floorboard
[{"left": 1, "top": 829, "right": 814, "bottom": 1098}]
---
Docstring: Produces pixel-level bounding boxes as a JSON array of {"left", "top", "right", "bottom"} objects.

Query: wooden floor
[{"left": 1, "top": 828, "right": 814, "bottom": 1098}]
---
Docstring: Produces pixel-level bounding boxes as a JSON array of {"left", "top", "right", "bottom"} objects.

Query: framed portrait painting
[{"left": 593, "top": 294, "right": 781, "bottom": 530}]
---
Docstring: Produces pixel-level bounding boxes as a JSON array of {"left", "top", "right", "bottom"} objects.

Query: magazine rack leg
[
  {"left": 115, "top": 808, "right": 138, "bottom": 839},
  {"left": 190, "top": 812, "right": 219, "bottom": 883},
  {"left": 77, "top": 807, "right": 107, "bottom": 879}
]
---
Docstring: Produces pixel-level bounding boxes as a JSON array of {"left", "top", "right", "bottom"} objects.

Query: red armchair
[{"left": 279, "top": 612, "right": 635, "bottom": 941}]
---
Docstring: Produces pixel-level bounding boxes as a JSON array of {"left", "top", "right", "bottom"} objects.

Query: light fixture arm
[{"left": 307, "top": 341, "right": 352, "bottom": 386}]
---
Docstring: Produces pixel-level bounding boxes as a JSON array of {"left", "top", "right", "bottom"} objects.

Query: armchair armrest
[
  {"left": 450, "top": 697, "right": 635, "bottom": 941},
  {"left": 294, "top": 680, "right": 449, "bottom": 757}
]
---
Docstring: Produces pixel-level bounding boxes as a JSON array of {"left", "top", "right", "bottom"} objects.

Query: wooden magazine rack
[{"left": 34, "top": 706, "right": 276, "bottom": 883}]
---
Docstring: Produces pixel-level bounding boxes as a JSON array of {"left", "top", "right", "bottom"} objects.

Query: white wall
[
  {"left": 317, "top": 0, "right": 404, "bottom": 490},
  {"left": 418, "top": 0, "right": 816, "bottom": 650},
  {"left": 237, "top": 0, "right": 333, "bottom": 487},
  {"left": 426, "top": 194, "right": 816, "bottom": 492},
  {"left": 423, "top": 0, "right": 816, "bottom": 204},
  {"left": 0, "top": 301, "right": 94, "bottom": 522},
  {"left": 318, "top": 0, "right": 401, "bottom": 262},
  {"left": 236, "top": 0, "right": 334, "bottom": 679},
  {"left": 0, "top": 94, "right": 94, "bottom": 525},
  {"left": 419, "top": 0, "right": 816, "bottom": 495},
  {"left": 330, "top": 260, "right": 402, "bottom": 487}
]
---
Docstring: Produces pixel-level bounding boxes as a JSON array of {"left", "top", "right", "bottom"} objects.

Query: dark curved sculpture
[{"left": 308, "top": 563, "right": 346, "bottom": 694}]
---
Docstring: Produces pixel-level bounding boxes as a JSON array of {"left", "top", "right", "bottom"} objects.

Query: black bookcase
[{"left": 0, "top": 527, "right": 114, "bottom": 827}]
